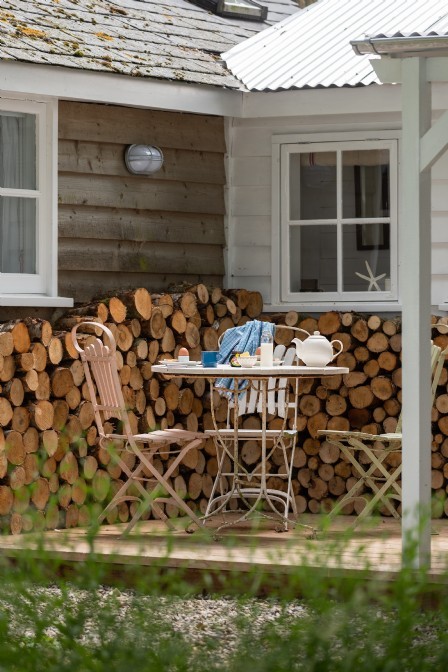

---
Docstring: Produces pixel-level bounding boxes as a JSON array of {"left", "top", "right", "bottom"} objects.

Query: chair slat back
[
  {"left": 395, "top": 342, "right": 444, "bottom": 434},
  {"left": 227, "top": 345, "right": 297, "bottom": 421},
  {"left": 233, "top": 344, "right": 283, "bottom": 416},
  {"left": 257, "top": 345, "right": 296, "bottom": 418},
  {"left": 71, "top": 323, "right": 132, "bottom": 438}
]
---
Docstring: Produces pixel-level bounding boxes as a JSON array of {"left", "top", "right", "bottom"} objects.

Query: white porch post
[{"left": 400, "top": 57, "right": 432, "bottom": 567}]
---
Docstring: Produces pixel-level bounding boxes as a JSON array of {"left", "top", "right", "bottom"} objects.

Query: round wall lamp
[{"left": 124, "top": 144, "right": 164, "bottom": 175}]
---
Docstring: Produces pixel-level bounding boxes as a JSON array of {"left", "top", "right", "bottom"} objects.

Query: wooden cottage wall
[
  {"left": 58, "top": 101, "right": 226, "bottom": 303},
  {"left": 227, "top": 114, "right": 274, "bottom": 302}
]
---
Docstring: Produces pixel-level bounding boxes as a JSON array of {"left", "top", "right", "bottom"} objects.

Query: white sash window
[
  {"left": 0, "top": 97, "right": 56, "bottom": 297},
  {"left": 278, "top": 137, "right": 398, "bottom": 305}
]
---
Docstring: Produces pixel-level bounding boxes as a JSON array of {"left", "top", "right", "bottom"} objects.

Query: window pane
[
  {"left": 0, "top": 196, "right": 36, "bottom": 273},
  {"left": 342, "top": 150, "right": 389, "bottom": 219},
  {"left": 0, "top": 112, "right": 36, "bottom": 190},
  {"left": 290, "top": 225, "right": 337, "bottom": 292},
  {"left": 343, "top": 223, "right": 390, "bottom": 292},
  {"left": 290, "top": 152, "right": 337, "bottom": 220}
]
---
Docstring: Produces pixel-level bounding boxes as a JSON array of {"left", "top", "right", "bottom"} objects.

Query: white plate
[
  {"left": 158, "top": 359, "right": 201, "bottom": 367},
  {"left": 253, "top": 359, "right": 282, "bottom": 366}
]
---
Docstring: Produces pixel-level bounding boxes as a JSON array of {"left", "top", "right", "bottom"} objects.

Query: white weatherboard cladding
[
  {"left": 225, "top": 87, "right": 448, "bottom": 313},
  {"left": 222, "top": 0, "right": 448, "bottom": 91}
]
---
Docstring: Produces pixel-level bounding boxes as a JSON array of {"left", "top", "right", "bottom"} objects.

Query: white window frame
[
  {"left": 0, "top": 95, "right": 70, "bottom": 307},
  {"left": 272, "top": 131, "right": 399, "bottom": 310}
]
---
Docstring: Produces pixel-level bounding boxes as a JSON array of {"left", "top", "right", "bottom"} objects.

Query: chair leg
[
  {"left": 135, "top": 441, "right": 204, "bottom": 530},
  {"left": 122, "top": 491, "right": 177, "bottom": 536},
  {"left": 96, "top": 439, "right": 204, "bottom": 534},
  {"left": 323, "top": 439, "right": 402, "bottom": 529},
  {"left": 97, "top": 461, "right": 151, "bottom": 525}
]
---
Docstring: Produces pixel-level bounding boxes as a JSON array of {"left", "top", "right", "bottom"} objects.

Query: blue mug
[{"left": 201, "top": 351, "right": 219, "bottom": 367}]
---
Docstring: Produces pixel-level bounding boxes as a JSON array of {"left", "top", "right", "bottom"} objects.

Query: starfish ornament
[{"left": 355, "top": 260, "right": 386, "bottom": 292}]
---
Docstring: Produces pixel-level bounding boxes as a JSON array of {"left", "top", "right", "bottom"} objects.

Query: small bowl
[{"left": 238, "top": 355, "right": 258, "bottom": 368}]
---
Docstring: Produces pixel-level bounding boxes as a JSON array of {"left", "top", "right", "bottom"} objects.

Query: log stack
[
  {"left": 273, "top": 311, "right": 448, "bottom": 519},
  {"left": 0, "top": 286, "right": 266, "bottom": 533},
  {"left": 0, "top": 292, "right": 447, "bottom": 534}
]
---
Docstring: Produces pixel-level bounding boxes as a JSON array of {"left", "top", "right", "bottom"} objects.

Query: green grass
[{"left": 0, "top": 528, "right": 447, "bottom": 672}]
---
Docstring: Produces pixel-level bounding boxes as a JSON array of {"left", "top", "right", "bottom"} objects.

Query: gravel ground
[
  {"left": 2, "top": 583, "right": 446, "bottom": 671},
  {"left": 2, "top": 585, "right": 309, "bottom": 660}
]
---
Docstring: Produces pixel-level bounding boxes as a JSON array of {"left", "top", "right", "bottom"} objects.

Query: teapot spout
[{"left": 291, "top": 337, "right": 302, "bottom": 357}]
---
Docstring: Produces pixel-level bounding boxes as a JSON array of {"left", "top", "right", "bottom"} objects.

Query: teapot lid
[{"left": 310, "top": 330, "right": 325, "bottom": 338}]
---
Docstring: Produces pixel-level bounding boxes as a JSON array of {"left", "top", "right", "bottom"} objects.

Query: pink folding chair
[{"left": 72, "top": 322, "right": 205, "bottom": 535}]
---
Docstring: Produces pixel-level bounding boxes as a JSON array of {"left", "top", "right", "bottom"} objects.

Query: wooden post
[{"left": 401, "top": 57, "right": 432, "bottom": 568}]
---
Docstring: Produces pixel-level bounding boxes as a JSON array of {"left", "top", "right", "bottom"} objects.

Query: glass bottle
[{"left": 260, "top": 329, "right": 274, "bottom": 367}]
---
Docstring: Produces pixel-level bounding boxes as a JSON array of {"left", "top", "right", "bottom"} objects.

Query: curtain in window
[{"left": 0, "top": 113, "right": 36, "bottom": 274}]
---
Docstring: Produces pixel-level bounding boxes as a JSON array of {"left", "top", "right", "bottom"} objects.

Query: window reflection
[
  {"left": 0, "top": 197, "right": 36, "bottom": 273},
  {"left": 290, "top": 152, "right": 337, "bottom": 220},
  {"left": 290, "top": 225, "right": 337, "bottom": 292}
]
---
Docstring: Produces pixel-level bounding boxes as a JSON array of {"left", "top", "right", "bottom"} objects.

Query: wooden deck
[{"left": 1, "top": 515, "right": 448, "bottom": 591}]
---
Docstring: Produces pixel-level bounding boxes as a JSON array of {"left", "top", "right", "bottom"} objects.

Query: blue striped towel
[{"left": 215, "top": 320, "right": 275, "bottom": 397}]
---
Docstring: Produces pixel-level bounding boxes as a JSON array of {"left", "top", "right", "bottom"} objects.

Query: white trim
[
  {"left": 49, "top": 97, "right": 58, "bottom": 298},
  {"left": 272, "top": 130, "right": 401, "bottom": 145},
  {"left": 0, "top": 62, "right": 243, "bottom": 117},
  {"left": 275, "top": 134, "right": 399, "bottom": 307},
  {"left": 420, "top": 109, "right": 448, "bottom": 171},
  {"left": 242, "top": 85, "right": 402, "bottom": 119},
  {"left": 264, "top": 302, "right": 402, "bottom": 313},
  {"left": 0, "top": 295, "right": 73, "bottom": 307},
  {"left": 373, "top": 57, "right": 448, "bottom": 84},
  {"left": 271, "top": 142, "right": 281, "bottom": 305},
  {"left": 0, "top": 95, "right": 58, "bottom": 297},
  {"left": 224, "top": 117, "right": 233, "bottom": 287}
]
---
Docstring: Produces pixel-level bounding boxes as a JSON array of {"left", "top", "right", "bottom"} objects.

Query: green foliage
[{"left": 0, "top": 534, "right": 447, "bottom": 672}]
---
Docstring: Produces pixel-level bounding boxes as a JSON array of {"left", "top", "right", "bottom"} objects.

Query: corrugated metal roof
[
  {"left": 222, "top": 0, "right": 448, "bottom": 91},
  {"left": 0, "top": 0, "right": 300, "bottom": 90}
]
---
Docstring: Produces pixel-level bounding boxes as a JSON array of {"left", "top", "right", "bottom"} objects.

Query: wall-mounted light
[{"left": 124, "top": 144, "right": 164, "bottom": 175}]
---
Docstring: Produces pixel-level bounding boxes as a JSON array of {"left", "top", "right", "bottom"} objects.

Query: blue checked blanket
[{"left": 215, "top": 320, "right": 275, "bottom": 397}]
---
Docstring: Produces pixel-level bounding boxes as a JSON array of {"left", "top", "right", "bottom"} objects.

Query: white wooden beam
[
  {"left": 371, "top": 58, "right": 402, "bottom": 84},
  {"left": 420, "top": 109, "right": 448, "bottom": 171},
  {"left": 400, "top": 57, "right": 432, "bottom": 568},
  {"left": 372, "top": 56, "right": 448, "bottom": 84},
  {"left": 241, "top": 84, "right": 401, "bottom": 118},
  {"left": 0, "top": 62, "right": 243, "bottom": 117},
  {"left": 427, "top": 58, "right": 448, "bottom": 82}
]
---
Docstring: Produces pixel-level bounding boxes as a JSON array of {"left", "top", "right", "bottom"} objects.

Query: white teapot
[{"left": 291, "top": 329, "right": 343, "bottom": 367}]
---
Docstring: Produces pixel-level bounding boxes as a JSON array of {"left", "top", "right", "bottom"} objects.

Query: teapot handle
[{"left": 330, "top": 339, "right": 344, "bottom": 362}]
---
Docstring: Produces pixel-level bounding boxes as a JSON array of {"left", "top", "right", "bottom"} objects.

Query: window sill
[
  {"left": 0, "top": 295, "right": 74, "bottom": 308},
  {"left": 265, "top": 302, "right": 402, "bottom": 314}
]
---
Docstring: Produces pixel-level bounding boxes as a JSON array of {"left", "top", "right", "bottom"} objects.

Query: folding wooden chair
[
  {"left": 71, "top": 322, "right": 206, "bottom": 535},
  {"left": 318, "top": 342, "right": 446, "bottom": 528}
]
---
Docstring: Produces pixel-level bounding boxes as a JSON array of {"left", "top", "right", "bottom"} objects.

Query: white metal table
[{"left": 152, "top": 362, "right": 348, "bottom": 532}]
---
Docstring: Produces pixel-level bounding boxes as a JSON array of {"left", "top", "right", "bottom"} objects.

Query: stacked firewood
[
  {"left": 0, "top": 290, "right": 447, "bottom": 534},
  {"left": 271, "top": 311, "right": 448, "bottom": 519},
  {"left": 0, "top": 286, "right": 265, "bottom": 533}
]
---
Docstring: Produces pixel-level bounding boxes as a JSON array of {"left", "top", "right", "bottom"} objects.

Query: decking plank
[{"left": 0, "top": 515, "right": 446, "bottom": 584}]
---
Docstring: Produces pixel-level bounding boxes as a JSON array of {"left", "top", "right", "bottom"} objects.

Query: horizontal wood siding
[
  {"left": 430, "top": 152, "right": 448, "bottom": 305},
  {"left": 59, "top": 239, "right": 223, "bottom": 274},
  {"left": 58, "top": 101, "right": 226, "bottom": 303},
  {"left": 227, "top": 111, "right": 448, "bottom": 309}
]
